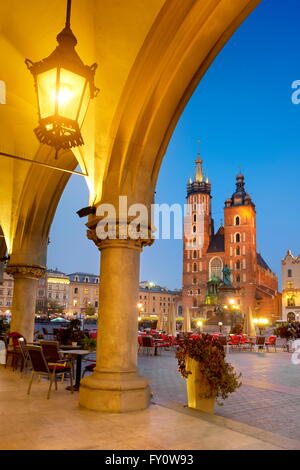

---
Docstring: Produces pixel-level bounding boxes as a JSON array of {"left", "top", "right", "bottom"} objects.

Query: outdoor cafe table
[{"left": 60, "top": 349, "right": 91, "bottom": 391}]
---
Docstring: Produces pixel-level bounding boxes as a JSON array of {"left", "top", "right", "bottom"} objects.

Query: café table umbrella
[
  {"left": 156, "top": 313, "right": 163, "bottom": 331},
  {"left": 183, "top": 307, "right": 191, "bottom": 333},
  {"left": 244, "top": 306, "right": 256, "bottom": 337},
  {"left": 166, "top": 303, "right": 176, "bottom": 337},
  {"left": 50, "top": 317, "right": 70, "bottom": 322}
]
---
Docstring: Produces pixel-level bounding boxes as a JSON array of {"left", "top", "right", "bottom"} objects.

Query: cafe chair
[
  {"left": 27, "top": 345, "right": 73, "bottom": 399},
  {"left": 265, "top": 335, "right": 277, "bottom": 352},
  {"left": 82, "top": 359, "right": 96, "bottom": 378},
  {"left": 141, "top": 336, "right": 156, "bottom": 355},
  {"left": 40, "top": 340, "right": 73, "bottom": 382},
  {"left": 17, "top": 338, "right": 30, "bottom": 375},
  {"left": 5, "top": 331, "right": 23, "bottom": 371}
]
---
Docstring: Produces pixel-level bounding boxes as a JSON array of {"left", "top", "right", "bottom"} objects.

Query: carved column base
[{"left": 79, "top": 370, "right": 150, "bottom": 412}]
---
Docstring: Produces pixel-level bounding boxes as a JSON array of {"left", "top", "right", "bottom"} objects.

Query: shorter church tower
[{"left": 223, "top": 174, "right": 257, "bottom": 314}]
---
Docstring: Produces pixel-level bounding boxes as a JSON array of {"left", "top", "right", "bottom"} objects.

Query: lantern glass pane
[
  {"left": 78, "top": 81, "right": 90, "bottom": 128},
  {"left": 37, "top": 68, "right": 57, "bottom": 119},
  {"left": 58, "top": 68, "right": 86, "bottom": 121}
]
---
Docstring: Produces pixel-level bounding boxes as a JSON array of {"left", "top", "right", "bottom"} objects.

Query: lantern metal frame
[{"left": 25, "top": 0, "right": 99, "bottom": 156}]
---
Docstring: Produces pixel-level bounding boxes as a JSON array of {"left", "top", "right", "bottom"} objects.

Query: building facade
[
  {"left": 182, "top": 155, "right": 280, "bottom": 322},
  {"left": 36, "top": 270, "right": 70, "bottom": 314},
  {"left": 68, "top": 272, "right": 100, "bottom": 315},
  {"left": 138, "top": 281, "right": 182, "bottom": 320},
  {"left": 281, "top": 250, "right": 300, "bottom": 321},
  {"left": 0, "top": 272, "right": 13, "bottom": 314}
]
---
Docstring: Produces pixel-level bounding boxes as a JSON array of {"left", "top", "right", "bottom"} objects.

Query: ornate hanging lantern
[{"left": 25, "top": 0, "right": 99, "bottom": 157}]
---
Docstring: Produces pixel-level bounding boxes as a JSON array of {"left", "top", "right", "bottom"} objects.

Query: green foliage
[
  {"left": 230, "top": 324, "right": 243, "bottom": 335},
  {"left": 274, "top": 323, "right": 297, "bottom": 339},
  {"left": 56, "top": 319, "right": 85, "bottom": 345},
  {"left": 84, "top": 307, "right": 96, "bottom": 317},
  {"left": 82, "top": 335, "right": 97, "bottom": 351},
  {"left": 176, "top": 334, "right": 241, "bottom": 404}
]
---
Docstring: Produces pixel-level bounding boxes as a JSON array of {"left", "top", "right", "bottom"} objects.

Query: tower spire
[{"left": 195, "top": 139, "right": 203, "bottom": 182}]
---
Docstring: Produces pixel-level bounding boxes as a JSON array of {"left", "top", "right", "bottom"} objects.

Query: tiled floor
[{"left": 0, "top": 364, "right": 290, "bottom": 450}]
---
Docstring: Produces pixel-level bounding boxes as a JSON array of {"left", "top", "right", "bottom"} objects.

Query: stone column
[
  {"left": 79, "top": 229, "right": 152, "bottom": 412},
  {"left": 6, "top": 264, "right": 46, "bottom": 342}
]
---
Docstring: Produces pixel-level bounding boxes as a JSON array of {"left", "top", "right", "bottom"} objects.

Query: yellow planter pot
[{"left": 186, "top": 357, "right": 215, "bottom": 414}]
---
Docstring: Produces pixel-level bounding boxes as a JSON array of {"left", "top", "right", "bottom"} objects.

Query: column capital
[
  {"left": 86, "top": 222, "right": 154, "bottom": 252},
  {"left": 6, "top": 264, "right": 46, "bottom": 280}
]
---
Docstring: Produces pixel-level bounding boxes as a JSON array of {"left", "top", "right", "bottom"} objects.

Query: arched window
[
  {"left": 235, "top": 216, "right": 240, "bottom": 226},
  {"left": 193, "top": 278, "right": 197, "bottom": 285},
  {"left": 209, "top": 257, "right": 223, "bottom": 280},
  {"left": 193, "top": 250, "right": 197, "bottom": 259},
  {"left": 235, "top": 233, "right": 240, "bottom": 243},
  {"left": 193, "top": 225, "right": 196, "bottom": 233},
  {"left": 236, "top": 260, "right": 241, "bottom": 270},
  {"left": 193, "top": 263, "right": 197, "bottom": 272},
  {"left": 193, "top": 214, "right": 197, "bottom": 223},
  {"left": 236, "top": 246, "right": 240, "bottom": 256}
]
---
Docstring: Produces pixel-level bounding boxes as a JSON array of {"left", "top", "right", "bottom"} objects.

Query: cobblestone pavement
[{"left": 138, "top": 348, "right": 300, "bottom": 442}]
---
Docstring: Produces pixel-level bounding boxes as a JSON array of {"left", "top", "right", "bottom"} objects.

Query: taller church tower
[{"left": 182, "top": 146, "right": 213, "bottom": 317}]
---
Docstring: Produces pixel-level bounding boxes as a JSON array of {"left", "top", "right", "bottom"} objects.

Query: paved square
[{"left": 138, "top": 348, "right": 300, "bottom": 442}]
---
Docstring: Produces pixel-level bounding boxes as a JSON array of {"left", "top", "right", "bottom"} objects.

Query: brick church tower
[{"left": 182, "top": 152, "right": 280, "bottom": 323}]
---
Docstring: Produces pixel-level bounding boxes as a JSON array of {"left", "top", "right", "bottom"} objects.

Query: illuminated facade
[
  {"left": 36, "top": 269, "right": 70, "bottom": 313},
  {"left": 0, "top": 272, "right": 13, "bottom": 314},
  {"left": 282, "top": 250, "right": 300, "bottom": 321},
  {"left": 182, "top": 155, "right": 280, "bottom": 322},
  {"left": 68, "top": 272, "right": 100, "bottom": 315},
  {"left": 138, "top": 281, "right": 182, "bottom": 324}
]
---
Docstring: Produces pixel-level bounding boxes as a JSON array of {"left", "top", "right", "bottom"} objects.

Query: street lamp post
[
  {"left": 196, "top": 320, "right": 203, "bottom": 334},
  {"left": 218, "top": 321, "right": 223, "bottom": 333}
]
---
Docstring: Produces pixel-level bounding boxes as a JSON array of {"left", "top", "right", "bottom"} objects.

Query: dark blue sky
[{"left": 48, "top": 0, "right": 300, "bottom": 289}]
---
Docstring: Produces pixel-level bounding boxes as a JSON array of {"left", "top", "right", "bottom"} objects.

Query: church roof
[
  {"left": 256, "top": 253, "right": 271, "bottom": 271},
  {"left": 207, "top": 227, "right": 225, "bottom": 253}
]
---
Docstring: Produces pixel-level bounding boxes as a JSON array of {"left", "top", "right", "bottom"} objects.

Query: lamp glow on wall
[{"left": 25, "top": 0, "right": 99, "bottom": 158}]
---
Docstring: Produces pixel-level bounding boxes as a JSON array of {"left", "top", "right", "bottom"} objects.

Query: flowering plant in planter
[{"left": 176, "top": 334, "right": 241, "bottom": 405}]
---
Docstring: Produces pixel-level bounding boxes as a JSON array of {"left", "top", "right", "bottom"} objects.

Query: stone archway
[{"left": 0, "top": 0, "right": 262, "bottom": 411}]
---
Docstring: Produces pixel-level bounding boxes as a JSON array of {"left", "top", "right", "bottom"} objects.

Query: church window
[
  {"left": 236, "top": 260, "right": 241, "bottom": 270},
  {"left": 209, "top": 257, "right": 222, "bottom": 280},
  {"left": 288, "top": 269, "right": 293, "bottom": 277},
  {"left": 193, "top": 214, "right": 197, "bottom": 223},
  {"left": 193, "top": 250, "right": 197, "bottom": 259},
  {"left": 236, "top": 246, "right": 240, "bottom": 256},
  {"left": 193, "top": 225, "right": 196, "bottom": 233},
  {"left": 235, "top": 233, "right": 240, "bottom": 243},
  {"left": 197, "top": 289, "right": 201, "bottom": 295},
  {"left": 189, "top": 290, "right": 193, "bottom": 295},
  {"left": 193, "top": 263, "right": 197, "bottom": 272},
  {"left": 235, "top": 216, "right": 240, "bottom": 226},
  {"left": 193, "top": 278, "right": 197, "bottom": 285}
]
